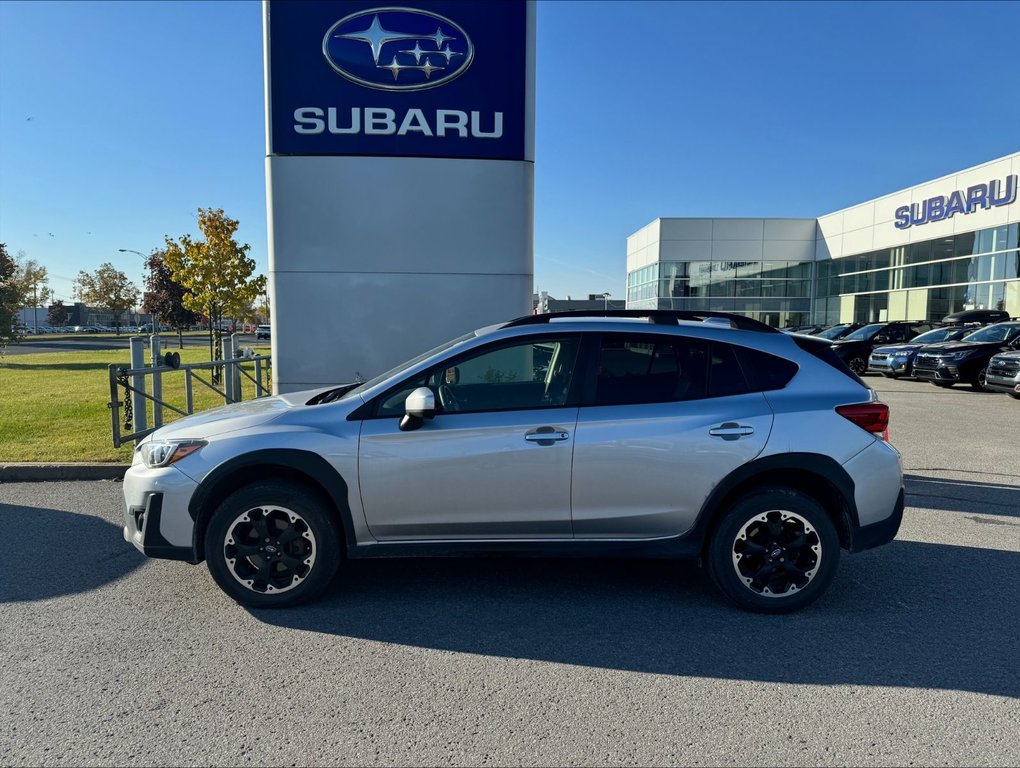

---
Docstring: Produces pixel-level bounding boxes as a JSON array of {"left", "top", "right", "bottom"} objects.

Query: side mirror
[
  {"left": 399, "top": 387, "right": 435, "bottom": 432},
  {"left": 874, "top": 335, "right": 888, "bottom": 344}
]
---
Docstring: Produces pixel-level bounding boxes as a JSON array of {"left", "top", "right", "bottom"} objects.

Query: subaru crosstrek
[{"left": 123, "top": 310, "right": 904, "bottom": 614}]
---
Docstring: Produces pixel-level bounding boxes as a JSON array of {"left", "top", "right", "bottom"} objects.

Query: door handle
[
  {"left": 709, "top": 422, "right": 755, "bottom": 439},
  {"left": 524, "top": 427, "right": 569, "bottom": 444}
]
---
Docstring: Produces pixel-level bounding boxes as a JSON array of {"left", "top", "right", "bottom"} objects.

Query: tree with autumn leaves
[{"left": 163, "top": 208, "right": 266, "bottom": 363}]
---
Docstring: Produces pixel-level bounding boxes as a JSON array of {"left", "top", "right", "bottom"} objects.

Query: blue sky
[{"left": 1, "top": 0, "right": 1019, "bottom": 304}]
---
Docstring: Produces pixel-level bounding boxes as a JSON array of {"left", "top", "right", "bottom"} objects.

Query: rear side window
[
  {"left": 595, "top": 336, "right": 709, "bottom": 405},
  {"left": 709, "top": 342, "right": 751, "bottom": 397},
  {"left": 734, "top": 347, "right": 799, "bottom": 391}
]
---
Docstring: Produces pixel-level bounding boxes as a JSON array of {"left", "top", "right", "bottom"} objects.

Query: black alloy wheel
[
  {"left": 707, "top": 487, "right": 839, "bottom": 613},
  {"left": 205, "top": 481, "right": 341, "bottom": 608},
  {"left": 847, "top": 356, "right": 867, "bottom": 375}
]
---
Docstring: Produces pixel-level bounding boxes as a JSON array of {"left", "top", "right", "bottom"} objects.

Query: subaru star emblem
[{"left": 322, "top": 7, "right": 474, "bottom": 92}]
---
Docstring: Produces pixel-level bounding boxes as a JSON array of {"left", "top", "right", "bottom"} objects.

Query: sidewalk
[{"left": 0, "top": 463, "right": 129, "bottom": 482}]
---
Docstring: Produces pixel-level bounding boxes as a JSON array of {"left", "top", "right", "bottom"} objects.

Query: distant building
[
  {"left": 627, "top": 151, "right": 1020, "bottom": 328},
  {"left": 533, "top": 291, "right": 626, "bottom": 314}
]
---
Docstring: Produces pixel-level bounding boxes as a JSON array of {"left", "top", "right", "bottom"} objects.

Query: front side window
[{"left": 376, "top": 336, "right": 581, "bottom": 417}]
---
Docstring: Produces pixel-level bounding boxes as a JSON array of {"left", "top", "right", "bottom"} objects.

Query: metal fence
[{"left": 108, "top": 333, "right": 272, "bottom": 448}]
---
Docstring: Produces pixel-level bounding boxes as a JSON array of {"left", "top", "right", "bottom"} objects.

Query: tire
[
  {"left": 707, "top": 488, "right": 840, "bottom": 614},
  {"left": 847, "top": 356, "right": 867, "bottom": 376},
  {"left": 971, "top": 367, "right": 989, "bottom": 392},
  {"left": 204, "top": 481, "right": 342, "bottom": 608}
]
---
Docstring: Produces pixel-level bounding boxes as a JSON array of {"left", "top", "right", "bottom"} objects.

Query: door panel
[
  {"left": 571, "top": 393, "right": 773, "bottom": 538},
  {"left": 359, "top": 407, "right": 578, "bottom": 540}
]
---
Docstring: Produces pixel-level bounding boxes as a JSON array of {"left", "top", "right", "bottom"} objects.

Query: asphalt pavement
[{"left": 1, "top": 377, "right": 1018, "bottom": 766}]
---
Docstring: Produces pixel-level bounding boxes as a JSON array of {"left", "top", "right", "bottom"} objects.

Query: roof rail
[{"left": 503, "top": 309, "right": 779, "bottom": 333}]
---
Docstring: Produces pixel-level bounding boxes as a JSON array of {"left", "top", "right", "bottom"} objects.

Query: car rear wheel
[
  {"left": 205, "top": 481, "right": 341, "bottom": 608},
  {"left": 707, "top": 488, "right": 839, "bottom": 614}
]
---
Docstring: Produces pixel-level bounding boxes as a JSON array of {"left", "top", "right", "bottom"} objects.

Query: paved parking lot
[{"left": 1, "top": 377, "right": 1018, "bottom": 766}]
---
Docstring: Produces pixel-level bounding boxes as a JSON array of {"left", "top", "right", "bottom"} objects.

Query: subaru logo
[{"left": 322, "top": 7, "right": 474, "bottom": 92}]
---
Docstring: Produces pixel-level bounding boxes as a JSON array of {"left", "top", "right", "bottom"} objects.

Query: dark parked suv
[
  {"left": 913, "top": 322, "right": 1020, "bottom": 390},
  {"left": 867, "top": 325, "right": 979, "bottom": 378},
  {"left": 831, "top": 322, "right": 932, "bottom": 375}
]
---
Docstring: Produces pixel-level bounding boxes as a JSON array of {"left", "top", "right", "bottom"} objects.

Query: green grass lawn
[{"left": 0, "top": 346, "right": 271, "bottom": 463}]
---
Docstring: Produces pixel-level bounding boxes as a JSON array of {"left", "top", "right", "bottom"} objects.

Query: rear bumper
[{"left": 851, "top": 486, "right": 904, "bottom": 552}]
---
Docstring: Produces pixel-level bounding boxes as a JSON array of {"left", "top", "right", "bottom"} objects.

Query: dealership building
[{"left": 626, "top": 152, "right": 1020, "bottom": 328}]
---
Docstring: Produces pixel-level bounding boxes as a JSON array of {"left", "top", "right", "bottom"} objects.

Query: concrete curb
[{"left": 0, "top": 463, "right": 130, "bottom": 482}]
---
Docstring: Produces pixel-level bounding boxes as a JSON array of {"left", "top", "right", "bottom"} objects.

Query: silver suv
[{"left": 122, "top": 310, "right": 904, "bottom": 613}]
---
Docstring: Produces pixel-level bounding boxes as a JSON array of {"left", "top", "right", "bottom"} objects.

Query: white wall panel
[
  {"left": 842, "top": 227, "right": 874, "bottom": 256},
  {"left": 763, "top": 239, "right": 814, "bottom": 261},
  {"left": 268, "top": 155, "right": 533, "bottom": 393},
  {"left": 659, "top": 218, "right": 713, "bottom": 240},
  {"left": 817, "top": 212, "right": 844, "bottom": 240},
  {"left": 659, "top": 239, "right": 712, "bottom": 261},
  {"left": 272, "top": 271, "right": 531, "bottom": 391},
  {"left": 712, "top": 219, "right": 764, "bottom": 240},
  {"left": 842, "top": 203, "right": 875, "bottom": 233},
  {"left": 763, "top": 219, "right": 816, "bottom": 241},
  {"left": 711, "top": 239, "right": 764, "bottom": 261}
]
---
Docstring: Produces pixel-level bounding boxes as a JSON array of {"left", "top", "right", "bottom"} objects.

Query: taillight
[{"left": 836, "top": 402, "right": 890, "bottom": 440}]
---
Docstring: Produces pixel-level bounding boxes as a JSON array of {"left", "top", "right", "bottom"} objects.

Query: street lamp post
[
  {"left": 121, "top": 248, "right": 163, "bottom": 424},
  {"left": 601, "top": 292, "right": 612, "bottom": 310},
  {"left": 119, "top": 248, "right": 152, "bottom": 333}
]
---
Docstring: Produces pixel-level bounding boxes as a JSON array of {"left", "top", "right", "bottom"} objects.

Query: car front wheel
[
  {"left": 971, "top": 367, "right": 989, "bottom": 392},
  {"left": 707, "top": 488, "right": 840, "bottom": 613},
  {"left": 847, "top": 356, "right": 867, "bottom": 375},
  {"left": 204, "top": 481, "right": 341, "bottom": 608}
]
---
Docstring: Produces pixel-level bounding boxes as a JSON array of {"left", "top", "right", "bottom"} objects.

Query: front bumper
[
  {"left": 913, "top": 362, "right": 963, "bottom": 383},
  {"left": 123, "top": 463, "right": 201, "bottom": 562},
  {"left": 868, "top": 353, "right": 912, "bottom": 376},
  {"left": 985, "top": 375, "right": 1020, "bottom": 395}
]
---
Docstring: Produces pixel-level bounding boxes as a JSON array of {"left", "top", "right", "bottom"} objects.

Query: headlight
[
  {"left": 940, "top": 351, "right": 971, "bottom": 361},
  {"left": 139, "top": 440, "right": 207, "bottom": 468}
]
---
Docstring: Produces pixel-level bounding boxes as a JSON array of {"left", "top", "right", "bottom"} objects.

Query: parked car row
[{"left": 788, "top": 310, "right": 1020, "bottom": 399}]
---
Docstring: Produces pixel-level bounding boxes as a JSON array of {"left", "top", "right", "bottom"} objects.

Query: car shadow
[
  {"left": 252, "top": 539, "right": 1019, "bottom": 698},
  {"left": 0, "top": 503, "right": 145, "bottom": 603},
  {"left": 905, "top": 473, "right": 1020, "bottom": 518}
]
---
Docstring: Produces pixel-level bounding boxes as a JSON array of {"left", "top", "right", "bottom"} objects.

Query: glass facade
[
  {"left": 814, "top": 223, "right": 1019, "bottom": 324},
  {"left": 627, "top": 223, "right": 1020, "bottom": 327},
  {"left": 627, "top": 260, "right": 813, "bottom": 328}
]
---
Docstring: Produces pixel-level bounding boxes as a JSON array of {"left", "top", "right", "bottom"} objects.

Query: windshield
[
  {"left": 910, "top": 328, "right": 958, "bottom": 344},
  {"left": 960, "top": 324, "right": 1020, "bottom": 344},
  {"left": 338, "top": 331, "right": 478, "bottom": 401},
  {"left": 816, "top": 325, "right": 849, "bottom": 339},
  {"left": 841, "top": 323, "right": 885, "bottom": 342}
]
